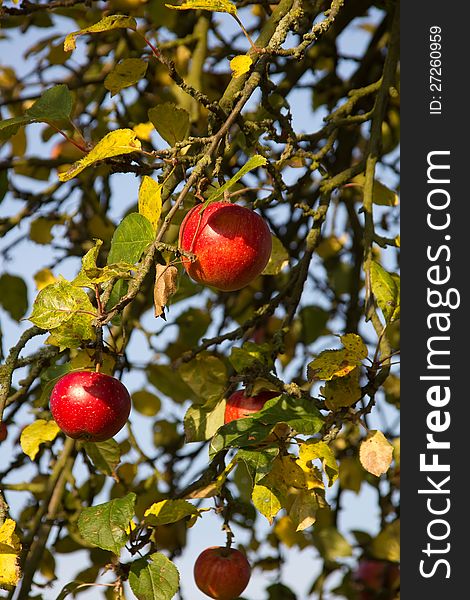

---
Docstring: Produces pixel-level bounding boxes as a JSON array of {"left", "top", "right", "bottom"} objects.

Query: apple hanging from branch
[
  {"left": 50, "top": 371, "right": 131, "bottom": 442},
  {"left": 193, "top": 546, "right": 251, "bottom": 600},
  {"left": 179, "top": 201, "right": 272, "bottom": 292}
]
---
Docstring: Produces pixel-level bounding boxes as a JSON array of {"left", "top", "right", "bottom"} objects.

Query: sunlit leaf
[
  {"left": 144, "top": 499, "right": 199, "bottom": 525},
  {"left": 0, "top": 519, "right": 21, "bottom": 587},
  {"left": 64, "top": 15, "right": 137, "bottom": 52},
  {"left": 370, "top": 261, "right": 400, "bottom": 322},
  {"left": 165, "top": 0, "right": 237, "bottom": 15},
  {"left": 184, "top": 399, "right": 226, "bottom": 442},
  {"left": 298, "top": 440, "right": 338, "bottom": 487},
  {"left": 206, "top": 154, "right": 267, "bottom": 204},
  {"left": 230, "top": 55, "right": 253, "bottom": 78},
  {"left": 20, "top": 420, "right": 61, "bottom": 460},
  {"left": 58, "top": 129, "right": 141, "bottom": 182},
  {"left": 139, "top": 176, "right": 163, "bottom": 231}
]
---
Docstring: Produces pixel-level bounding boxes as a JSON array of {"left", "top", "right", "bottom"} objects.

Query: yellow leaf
[
  {"left": 370, "top": 520, "right": 400, "bottom": 562},
  {"left": 359, "top": 430, "right": 394, "bottom": 477},
  {"left": 352, "top": 174, "right": 399, "bottom": 207},
  {"left": 298, "top": 440, "right": 338, "bottom": 487},
  {"left": 230, "top": 55, "right": 253, "bottom": 78},
  {"left": 138, "top": 176, "right": 162, "bottom": 231},
  {"left": 64, "top": 15, "right": 137, "bottom": 52},
  {"left": 307, "top": 349, "right": 358, "bottom": 381},
  {"left": 340, "top": 333, "right": 368, "bottom": 360},
  {"left": 165, "top": 0, "right": 237, "bottom": 15},
  {"left": 273, "top": 516, "right": 309, "bottom": 549},
  {"left": 252, "top": 483, "right": 282, "bottom": 524},
  {"left": 0, "top": 519, "right": 22, "bottom": 587},
  {"left": 58, "top": 129, "right": 141, "bottom": 182},
  {"left": 133, "top": 122, "right": 154, "bottom": 141},
  {"left": 20, "top": 420, "right": 61, "bottom": 460},
  {"left": 132, "top": 390, "right": 161, "bottom": 417},
  {"left": 34, "top": 268, "right": 57, "bottom": 290},
  {"left": 288, "top": 490, "right": 320, "bottom": 531}
]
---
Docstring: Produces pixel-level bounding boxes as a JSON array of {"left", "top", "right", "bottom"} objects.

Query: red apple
[
  {"left": 0, "top": 421, "right": 7, "bottom": 443},
  {"left": 353, "top": 560, "right": 400, "bottom": 599},
  {"left": 194, "top": 546, "right": 251, "bottom": 600},
  {"left": 224, "top": 390, "right": 279, "bottom": 424},
  {"left": 179, "top": 202, "right": 272, "bottom": 292},
  {"left": 49, "top": 371, "right": 131, "bottom": 442}
]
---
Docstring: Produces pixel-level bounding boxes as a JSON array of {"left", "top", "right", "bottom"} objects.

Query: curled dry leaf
[
  {"left": 359, "top": 430, "right": 394, "bottom": 477},
  {"left": 154, "top": 264, "right": 178, "bottom": 319}
]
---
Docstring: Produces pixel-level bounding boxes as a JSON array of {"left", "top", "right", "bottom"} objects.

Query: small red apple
[
  {"left": 353, "top": 560, "right": 400, "bottom": 599},
  {"left": 0, "top": 421, "right": 7, "bottom": 443},
  {"left": 224, "top": 390, "right": 278, "bottom": 424},
  {"left": 179, "top": 201, "right": 272, "bottom": 292},
  {"left": 50, "top": 371, "right": 131, "bottom": 442},
  {"left": 194, "top": 546, "right": 251, "bottom": 600}
]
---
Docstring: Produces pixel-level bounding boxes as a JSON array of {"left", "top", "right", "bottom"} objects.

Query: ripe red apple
[
  {"left": 353, "top": 560, "right": 400, "bottom": 599},
  {"left": 194, "top": 546, "right": 251, "bottom": 600},
  {"left": 50, "top": 371, "right": 131, "bottom": 442},
  {"left": 224, "top": 389, "right": 279, "bottom": 424},
  {"left": 179, "top": 202, "right": 272, "bottom": 292},
  {"left": 0, "top": 421, "right": 7, "bottom": 443}
]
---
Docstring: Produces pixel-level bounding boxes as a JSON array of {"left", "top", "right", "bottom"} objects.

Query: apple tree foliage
[{"left": 0, "top": 0, "right": 400, "bottom": 598}]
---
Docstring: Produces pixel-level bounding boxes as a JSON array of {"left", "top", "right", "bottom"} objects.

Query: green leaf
[
  {"left": 0, "top": 170, "right": 8, "bottom": 203},
  {"left": 147, "top": 364, "right": 193, "bottom": 403},
  {"left": 148, "top": 102, "right": 190, "bottom": 147},
  {"left": 321, "top": 368, "right": 362, "bottom": 410},
  {"left": 144, "top": 499, "right": 199, "bottom": 525},
  {"left": 107, "top": 213, "right": 155, "bottom": 265},
  {"left": 229, "top": 341, "right": 273, "bottom": 373},
  {"left": 104, "top": 58, "right": 148, "bottom": 96},
  {"left": 314, "top": 526, "right": 353, "bottom": 560},
  {"left": 29, "top": 279, "right": 95, "bottom": 330},
  {"left": 205, "top": 154, "right": 267, "bottom": 204},
  {"left": 370, "top": 520, "right": 400, "bottom": 562},
  {"left": 237, "top": 447, "right": 279, "bottom": 483},
  {"left": 132, "top": 390, "right": 161, "bottom": 417},
  {"left": 307, "top": 349, "right": 358, "bottom": 382},
  {"left": 20, "top": 420, "right": 61, "bottom": 460},
  {"left": 370, "top": 261, "right": 400, "bottom": 322},
  {"left": 26, "top": 84, "right": 73, "bottom": 121},
  {"left": 45, "top": 306, "right": 95, "bottom": 350},
  {"left": 352, "top": 174, "right": 399, "bottom": 207},
  {"left": 300, "top": 306, "right": 329, "bottom": 345},
  {"left": 179, "top": 352, "right": 227, "bottom": 405},
  {"left": 184, "top": 400, "right": 226, "bottom": 442},
  {"left": 83, "top": 440, "right": 121, "bottom": 477},
  {"left": 0, "top": 273, "right": 28, "bottom": 320},
  {"left": 64, "top": 15, "right": 137, "bottom": 52},
  {"left": 77, "top": 493, "right": 136, "bottom": 554},
  {"left": 262, "top": 235, "right": 289, "bottom": 275},
  {"left": 37, "top": 363, "right": 72, "bottom": 408},
  {"left": 0, "top": 116, "right": 30, "bottom": 142},
  {"left": 138, "top": 176, "right": 162, "bottom": 231},
  {"left": 165, "top": 0, "right": 237, "bottom": 15},
  {"left": 129, "top": 552, "right": 180, "bottom": 600},
  {"left": 209, "top": 394, "right": 323, "bottom": 457},
  {"left": 74, "top": 239, "right": 134, "bottom": 288},
  {"left": 58, "top": 129, "right": 141, "bottom": 182}
]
